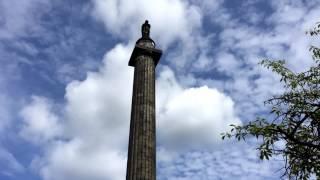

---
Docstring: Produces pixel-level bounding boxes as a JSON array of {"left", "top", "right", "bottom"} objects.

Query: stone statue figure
[
  {"left": 141, "top": 20, "right": 150, "bottom": 39},
  {"left": 136, "top": 20, "right": 155, "bottom": 48}
]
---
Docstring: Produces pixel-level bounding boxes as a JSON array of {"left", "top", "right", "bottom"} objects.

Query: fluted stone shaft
[
  {"left": 126, "top": 54, "right": 156, "bottom": 180},
  {"left": 126, "top": 20, "right": 161, "bottom": 180}
]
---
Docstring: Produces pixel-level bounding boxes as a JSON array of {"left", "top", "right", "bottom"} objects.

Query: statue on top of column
[{"left": 141, "top": 20, "right": 150, "bottom": 39}]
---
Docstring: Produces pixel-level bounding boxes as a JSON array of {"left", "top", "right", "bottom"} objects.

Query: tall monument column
[{"left": 126, "top": 20, "right": 162, "bottom": 180}]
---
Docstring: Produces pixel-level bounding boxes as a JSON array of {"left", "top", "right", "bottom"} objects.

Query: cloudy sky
[{"left": 0, "top": 0, "right": 320, "bottom": 179}]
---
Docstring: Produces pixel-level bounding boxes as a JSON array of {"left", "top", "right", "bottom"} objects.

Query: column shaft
[{"left": 126, "top": 54, "right": 156, "bottom": 180}]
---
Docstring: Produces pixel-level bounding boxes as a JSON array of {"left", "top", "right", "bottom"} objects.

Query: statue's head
[{"left": 141, "top": 20, "right": 150, "bottom": 38}]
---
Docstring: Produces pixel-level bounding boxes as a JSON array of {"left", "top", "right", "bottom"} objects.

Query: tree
[{"left": 222, "top": 23, "right": 320, "bottom": 180}]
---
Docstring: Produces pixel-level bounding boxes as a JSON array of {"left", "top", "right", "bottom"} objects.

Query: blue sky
[{"left": 0, "top": 0, "right": 320, "bottom": 179}]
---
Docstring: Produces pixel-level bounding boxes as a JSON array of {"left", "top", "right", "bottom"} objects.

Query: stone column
[{"left": 126, "top": 21, "right": 162, "bottom": 180}]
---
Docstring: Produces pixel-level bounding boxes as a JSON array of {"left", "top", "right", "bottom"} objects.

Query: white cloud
[
  {"left": 14, "top": 0, "right": 320, "bottom": 179},
  {"left": 91, "top": 0, "right": 202, "bottom": 49},
  {"left": 34, "top": 139, "right": 126, "bottom": 180},
  {"left": 191, "top": 0, "right": 320, "bottom": 121},
  {"left": 0, "top": 0, "right": 50, "bottom": 39},
  {"left": 20, "top": 96, "right": 62, "bottom": 144},
  {"left": 157, "top": 141, "right": 283, "bottom": 180},
  {"left": 64, "top": 44, "right": 133, "bottom": 150},
  {"left": 157, "top": 67, "right": 241, "bottom": 149},
  {"left": 215, "top": 52, "right": 240, "bottom": 75},
  {"left": 91, "top": 0, "right": 213, "bottom": 73},
  {"left": 21, "top": 44, "right": 133, "bottom": 179},
  {"left": 19, "top": 40, "right": 240, "bottom": 179},
  {"left": 18, "top": 1, "right": 243, "bottom": 179}
]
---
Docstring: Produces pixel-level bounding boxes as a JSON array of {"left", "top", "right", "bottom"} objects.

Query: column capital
[
  {"left": 128, "top": 45, "right": 162, "bottom": 67},
  {"left": 128, "top": 20, "right": 162, "bottom": 67}
]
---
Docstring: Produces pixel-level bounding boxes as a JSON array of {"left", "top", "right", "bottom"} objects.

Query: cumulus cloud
[
  {"left": 91, "top": 0, "right": 212, "bottom": 72},
  {"left": 20, "top": 3, "right": 240, "bottom": 180},
  {"left": 18, "top": 40, "right": 240, "bottom": 179},
  {"left": 22, "top": 44, "right": 132, "bottom": 179},
  {"left": 20, "top": 96, "right": 62, "bottom": 144},
  {"left": 91, "top": 0, "right": 202, "bottom": 49},
  {"left": 64, "top": 44, "right": 133, "bottom": 150},
  {"left": 33, "top": 139, "right": 126, "bottom": 180},
  {"left": 15, "top": 0, "right": 320, "bottom": 180},
  {"left": 157, "top": 67, "right": 241, "bottom": 149}
]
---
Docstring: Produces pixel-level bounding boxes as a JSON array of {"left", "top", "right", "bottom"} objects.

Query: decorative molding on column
[{"left": 128, "top": 44, "right": 162, "bottom": 67}]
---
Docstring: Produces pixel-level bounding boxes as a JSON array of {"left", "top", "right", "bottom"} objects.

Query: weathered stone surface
[{"left": 126, "top": 55, "right": 156, "bottom": 180}]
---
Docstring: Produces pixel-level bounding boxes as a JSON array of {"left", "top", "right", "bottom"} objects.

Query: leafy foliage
[{"left": 222, "top": 23, "right": 320, "bottom": 180}]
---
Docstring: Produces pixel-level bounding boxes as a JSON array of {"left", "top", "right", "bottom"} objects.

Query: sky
[{"left": 0, "top": 0, "right": 320, "bottom": 179}]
